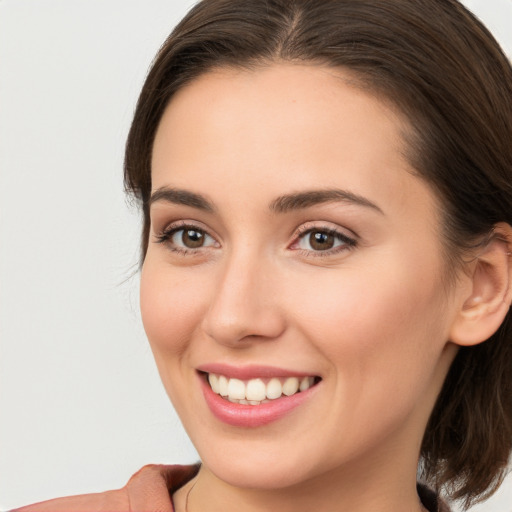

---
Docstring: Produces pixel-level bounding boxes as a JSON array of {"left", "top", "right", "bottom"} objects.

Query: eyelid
[
  {"left": 154, "top": 218, "right": 215, "bottom": 238},
  {"left": 293, "top": 221, "right": 357, "bottom": 241},
  {"left": 289, "top": 221, "right": 358, "bottom": 256},
  {"left": 153, "top": 219, "right": 220, "bottom": 250}
]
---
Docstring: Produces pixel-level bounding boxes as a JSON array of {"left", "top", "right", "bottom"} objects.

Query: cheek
[
  {"left": 284, "top": 260, "right": 451, "bottom": 453},
  {"left": 290, "top": 257, "right": 449, "bottom": 390},
  {"left": 140, "top": 260, "right": 206, "bottom": 359}
]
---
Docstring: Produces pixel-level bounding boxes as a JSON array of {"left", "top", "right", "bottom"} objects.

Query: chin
[
  {"left": 187, "top": 427, "right": 336, "bottom": 491},
  {"left": 203, "top": 454, "right": 317, "bottom": 490}
]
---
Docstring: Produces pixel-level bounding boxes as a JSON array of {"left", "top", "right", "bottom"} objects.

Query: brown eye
[
  {"left": 308, "top": 231, "right": 335, "bottom": 250},
  {"left": 157, "top": 225, "right": 218, "bottom": 251},
  {"left": 294, "top": 227, "right": 356, "bottom": 254},
  {"left": 181, "top": 229, "right": 206, "bottom": 248}
]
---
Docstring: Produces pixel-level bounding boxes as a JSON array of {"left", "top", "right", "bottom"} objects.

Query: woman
[{"left": 15, "top": 0, "right": 512, "bottom": 511}]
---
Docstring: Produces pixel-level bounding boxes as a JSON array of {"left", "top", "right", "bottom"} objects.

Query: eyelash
[
  {"left": 154, "top": 221, "right": 217, "bottom": 256},
  {"left": 154, "top": 221, "right": 358, "bottom": 257},
  {"left": 291, "top": 225, "right": 357, "bottom": 257}
]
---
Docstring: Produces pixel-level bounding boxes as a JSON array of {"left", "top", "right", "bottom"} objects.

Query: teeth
[
  {"left": 207, "top": 373, "right": 317, "bottom": 404},
  {"left": 208, "top": 374, "right": 219, "bottom": 393},
  {"left": 300, "top": 376, "right": 313, "bottom": 391},
  {"left": 218, "top": 375, "right": 229, "bottom": 397},
  {"left": 266, "top": 378, "right": 283, "bottom": 399},
  {"left": 282, "top": 377, "right": 299, "bottom": 396},
  {"left": 227, "top": 378, "right": 245, "bottom": 400},
  {"left": 228, "top": 398, "right": 270, "bottom": 405},
  {"left": 246, "top": 378, "right": 266, "bottom": 401}
]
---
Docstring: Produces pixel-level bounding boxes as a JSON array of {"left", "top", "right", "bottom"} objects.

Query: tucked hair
[{"left": 124, "top": 0, "right": 512, "bottom": 507}]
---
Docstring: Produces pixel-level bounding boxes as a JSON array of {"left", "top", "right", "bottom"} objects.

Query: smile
[
  {"left": 207, "top": 374, "right": 317, "bottom": 405},
  {"left": 197, "top": 364, "right": 322, "bottom": 427}
]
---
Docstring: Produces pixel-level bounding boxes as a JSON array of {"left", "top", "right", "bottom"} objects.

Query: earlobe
[{"left": 449, "top": 222, "right": 512, "bottom": 347}]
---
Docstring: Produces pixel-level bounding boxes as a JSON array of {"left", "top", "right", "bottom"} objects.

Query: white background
[{"left": 0, "top": 1, "right": 511, "bottom": 510}]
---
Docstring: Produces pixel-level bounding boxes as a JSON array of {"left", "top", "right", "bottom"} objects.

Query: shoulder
[
  {"left": 11, "top": 489, "right": 127, "bottom": 512},
  {"left": 12, "top": 464, "right": 200, "bottom": 512}
]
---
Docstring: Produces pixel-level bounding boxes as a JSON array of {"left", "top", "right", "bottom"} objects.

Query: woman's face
[{"left": 141, "top": 64, "right": 462, "bottom": 489}]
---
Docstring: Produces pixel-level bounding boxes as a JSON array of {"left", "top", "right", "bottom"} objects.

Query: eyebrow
[
  {"left": 269, "top": 189, "right": 384, "bottom": 214},
  {"left": 149, "top": 187, "right": 215, "bottom": 212},
  {"left": 149, "top": 186, "right": 383, "bottom": 215}
]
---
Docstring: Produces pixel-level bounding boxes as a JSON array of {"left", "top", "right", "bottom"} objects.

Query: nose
[{"left": 201, "top": 250, "right": 286, "bottom": 347}]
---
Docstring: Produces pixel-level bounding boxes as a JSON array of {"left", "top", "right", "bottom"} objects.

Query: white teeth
[
  {"left": 208, "top": 374, "right": 219, "bottom": 393},
  {"left": 282, "top": 377, "right": 300, "bottom": 396},
  {"left": 227, "top": 378, "right": 246, "bottom": 400},
  {"left": 218, "top": 375, "right": 229, "bottom": 397},
  {"left": 246, "top": 378, "right": 266, "bottom": 401},
  {"left": 229, "top": 398, "right": 264, "bottom": 405},
  {"left": 266, "top": 378, "right": 283, "bottom": 399},
  {"left": 300, "top": 376, "right": 314, "bottom": 391},
  {"left": 208, "top": 373, "right": 317, "bottom": 404}
]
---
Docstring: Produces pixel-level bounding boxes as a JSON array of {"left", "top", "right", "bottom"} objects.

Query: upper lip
[{"left": 197, "top": 363, "right": 318, "bottom": 380}]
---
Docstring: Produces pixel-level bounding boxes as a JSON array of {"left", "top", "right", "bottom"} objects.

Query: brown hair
[{"left": 124, "top": 0, "right": 512, "bottom": 507}]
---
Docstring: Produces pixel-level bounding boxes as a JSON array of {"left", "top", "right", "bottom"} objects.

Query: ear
[{"left": 450, "top": 222, "right": 512, "bottom": 347}]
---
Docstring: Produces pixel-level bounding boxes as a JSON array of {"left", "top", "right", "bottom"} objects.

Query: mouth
[
  {"left": 197, "top": 364, "right": 323, "bottom": 427},
  {"left": 205, "top": 373, "right": 320, "bottom": 405}
]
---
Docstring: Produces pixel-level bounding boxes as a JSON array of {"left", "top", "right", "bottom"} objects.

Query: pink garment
[{"left": 11, "top": 464, "right": 199, "bottom": 512}]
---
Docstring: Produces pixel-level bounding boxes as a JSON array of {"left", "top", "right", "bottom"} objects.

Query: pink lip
[
  {"left": 197, "top": 363, "right": 314, "bottom": 380},
  {"left": 197, "top": 370, "right": 320, "bottom": 428}
]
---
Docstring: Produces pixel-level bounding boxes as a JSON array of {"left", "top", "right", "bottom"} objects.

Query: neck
[{"left": 180, "top": 453, "right": 426, "bottom": 512}]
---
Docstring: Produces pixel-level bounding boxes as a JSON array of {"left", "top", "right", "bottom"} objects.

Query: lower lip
[{"left": 199, "top": 374, "right": 319, "bottom": 428}]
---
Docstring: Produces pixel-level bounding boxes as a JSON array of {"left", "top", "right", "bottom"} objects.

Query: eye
[
  {"left": 300, "top": 230, "right": 339, "bottom": 251},
  {"left": 155, "top": 223, "right": 218, "bottom": 253},
  {"left": 291, "top": 226, "right": 357, "bottom": 255},
  {"left": 172, "top": 227, "right": 214, "bottom": 249}
]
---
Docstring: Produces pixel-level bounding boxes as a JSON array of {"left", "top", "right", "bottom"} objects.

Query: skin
[{"left": 140, "top": 64, "right": 484, "bottom": 512}]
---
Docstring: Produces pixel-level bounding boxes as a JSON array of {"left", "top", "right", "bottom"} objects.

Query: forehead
[
  {"left": 151, "top": 64, "right": 436, "bottom": 222},
  {"left": 154, "top": 64, "right": 407, "bottom": 167}
]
